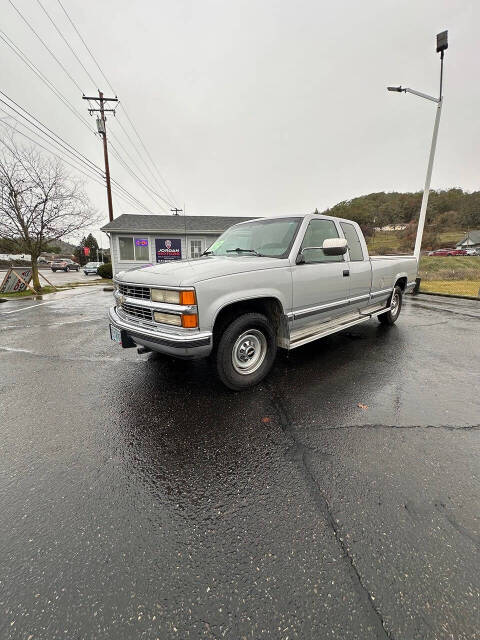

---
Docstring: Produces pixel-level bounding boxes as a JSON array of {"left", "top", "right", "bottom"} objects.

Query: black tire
[
  {"left": 65, "top": 266, "right": 69, "bottom": 272},
  {"left": 378, "top": 286, "right": 402, "bottom": 325},
  {"left": 215, "top": 312, "right": 277, "bottom": 390},
  {"left": 52, "top": 269, "right": 56, "bottom": 272}
]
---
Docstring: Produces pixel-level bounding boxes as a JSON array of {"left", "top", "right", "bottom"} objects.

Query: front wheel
[
  {"left": 215, "top": 313, "right": 277, "bottom": 390},
  {"left": 65, "top": 266, "right": 69, "bottom": 272},
  {"left": 378, "top": 286, "right": 402, "bottom": 325}
]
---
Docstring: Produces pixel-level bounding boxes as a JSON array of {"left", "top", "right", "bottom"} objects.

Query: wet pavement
[
  {"left": 0, "top": 289, "right": 479, "bottom": 640},
  {"left": 0, "top": 268, "right": 102, "bottom": 286}
]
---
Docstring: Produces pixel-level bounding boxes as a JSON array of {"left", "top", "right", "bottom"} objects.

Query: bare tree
[{"left": 0, "top": 136, "right": 98, "bottom": 291}]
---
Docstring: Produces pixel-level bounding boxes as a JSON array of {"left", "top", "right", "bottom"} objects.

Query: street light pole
[
  {"left": 414, "top": 99, "right": 442, "bottom": 259},
  {"left": 387, "top": 30, "right": 448, "bottom": 261}
]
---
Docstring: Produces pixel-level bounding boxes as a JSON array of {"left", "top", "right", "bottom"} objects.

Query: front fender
[{"left": 195, "top": 267, "right": 292, "bottom": 330}]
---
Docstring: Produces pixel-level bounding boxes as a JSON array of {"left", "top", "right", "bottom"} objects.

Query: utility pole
[
  {"left": 171, "top": 208, "right": 183, "bottom": 216},
  {"left": 83, "top": 91, "right": 118, "bottom": 222}
]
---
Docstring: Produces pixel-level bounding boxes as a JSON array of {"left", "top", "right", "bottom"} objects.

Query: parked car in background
[
  {"left": 427, "top": 248, "right": 468, "bottom": 256},
  {"left": 51, "top": 258, "right": 79, "bottom": 272},
  {"left": 83, "top": 261, "right": 102, "bottom": 275},
  {"left": 464, "top": 248, "right": 479, "bottom": 256}
]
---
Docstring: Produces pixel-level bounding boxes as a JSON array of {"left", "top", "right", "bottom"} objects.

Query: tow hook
[{"left": 137, "top": 346, "right": 152, "bottom": 355}]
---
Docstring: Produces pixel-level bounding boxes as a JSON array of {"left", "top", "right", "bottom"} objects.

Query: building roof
[
  {"left": 101, "top": 214, "right": 255, "bottom": 234},
  {"left": 456, "top": 230, "right": 480, "bottom": 247}
]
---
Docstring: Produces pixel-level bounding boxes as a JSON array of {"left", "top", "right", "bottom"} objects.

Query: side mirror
[
  {"left": 296, "top": 238, "right": 348, "bottom": 263},
  {"left": 322, "top": 238, "right": 348, "bottom": 256}
]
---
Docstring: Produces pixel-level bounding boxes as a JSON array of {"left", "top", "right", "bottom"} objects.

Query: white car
[{"left": 464, "top": 248, "right": 478, "bottom": 256}]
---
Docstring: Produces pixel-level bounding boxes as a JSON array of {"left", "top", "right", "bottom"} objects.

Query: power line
[
  {"left": 0, "top": 111, "right": 154, "bottom": 214},
  {"left": 35, "top": 0, "right": 98, "bottom": 89},
  {"left": 0, "top": 29, "right": 93, "bottom": 134},
  {"left": 0, "top": 39, "right": 152, "bottom": 212},
  {"left": 5, "top": 0, "right": 172, "bottom": 214},
  {"left": 56, "top": 0, "right": 116, "bottom": 95},
  {"left": 120, "top": 106, "right": 178, "bottom": 205},
  {"left": 0, "top": 111, "right": 102, "bottom": 183},
  {"left": 51, "top": 0, "right": 179, "bottom": 206},
  {"left": 8, "top": 0, "right": 84, "bottom": 94},
  {"left": 114, "top": 114, "right": 175, "bottom": 206},
  {"left": 109, "top": 141, "right": 174, "bottom": 211},
  {"left": 109, "top": 128, "right": 165, "bottom": 197},
  {"left": 0, "top": 90, "right": 101, "bottom": 175}
]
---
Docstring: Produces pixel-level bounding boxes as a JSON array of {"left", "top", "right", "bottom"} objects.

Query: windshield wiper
[
  {"left": 226, "top": 248, "right": 264, "bottom": 256},
  {"left": 202, "top": 250, "right": 214, "bottom": 255}
]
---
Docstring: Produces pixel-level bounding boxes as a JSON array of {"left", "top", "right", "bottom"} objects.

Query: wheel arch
[
  {"left": 212, "top": 296, "right": 288, "bottom": 349},
  {"left": 394, "top": 275, "right": 408, "bottom": 291}
]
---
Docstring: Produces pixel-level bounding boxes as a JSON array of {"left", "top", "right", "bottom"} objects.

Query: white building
[{"left": 101, "top": 214, "right": 252, "bottom": 275}]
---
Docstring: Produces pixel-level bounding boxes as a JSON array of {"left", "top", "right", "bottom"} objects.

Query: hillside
[{"left": 322, "top": 188, "right": 480, "bottom": 253}]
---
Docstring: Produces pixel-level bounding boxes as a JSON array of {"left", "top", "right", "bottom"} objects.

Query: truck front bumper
[{"left": 108, "top": 306, "right": 213, "bottom": 360}]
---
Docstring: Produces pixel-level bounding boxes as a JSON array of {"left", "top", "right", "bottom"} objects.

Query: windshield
[
  {"left": 206, "top": 217, "right": 302, "bottom": 258},
  {"left": 85, "top": 262, "right": 100, "bottom": 267}
]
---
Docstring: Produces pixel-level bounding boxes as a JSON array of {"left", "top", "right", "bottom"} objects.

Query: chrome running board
[{"left": 288, "top": 304, "right": 387, "bottom": 350}]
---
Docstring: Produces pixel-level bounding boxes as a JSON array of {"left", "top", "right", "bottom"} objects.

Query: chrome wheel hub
[
  {"left": 232, "top": 330, "right": 267, "bottom": 375},
  {"left": 391, "top": 292, "right": 399, "bottom": 316}
]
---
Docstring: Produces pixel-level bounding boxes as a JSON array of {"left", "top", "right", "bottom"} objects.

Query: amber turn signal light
[
  {"left": 179, "top": 290, "right": 196, "bottom": 305},
  {"left": 181, "top": 314, "right": 198, "bottom": 328}
]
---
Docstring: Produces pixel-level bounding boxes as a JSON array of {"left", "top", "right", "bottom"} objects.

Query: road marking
[
  {"left": 0, "top": 287, "right": 105, "bottom": 316},
  {"left": 0, "top": 300, "right": 57, "bottom": 315}
]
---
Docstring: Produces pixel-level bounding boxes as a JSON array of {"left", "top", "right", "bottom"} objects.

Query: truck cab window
[
  {"left": 300, "top": 219, "right": 343, "bottom": 263},
  {"left": 340, "top": 222, "right": 364, "bottom": 261}
]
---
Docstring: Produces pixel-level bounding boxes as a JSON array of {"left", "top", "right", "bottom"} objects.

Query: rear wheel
[
  {"left": 378, "top": 286, "right": 402, "bottom": 325},
  {"left": 215, "top": 312, "right": 277, "bottom": 390},
  {"left": 65, "top": 266, "right": 69, "bottom": 272}
]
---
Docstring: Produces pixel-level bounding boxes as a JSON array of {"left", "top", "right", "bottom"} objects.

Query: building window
[
  {"left": 119, "top": 237, "right": 150, "bottom": 261},
  {"left": 190, "top": 239, "right": 203, "bottom": 258}
]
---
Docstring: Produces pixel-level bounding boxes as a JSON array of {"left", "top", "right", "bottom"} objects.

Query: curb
[{"left": 416, "top": 291, "right": 480, "bottom": 302}]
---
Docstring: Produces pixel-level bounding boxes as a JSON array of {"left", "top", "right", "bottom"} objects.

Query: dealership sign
[
  {"left": 155, "top": 238, "right": 182, "bottom": 262},
  {"left": 0, "top": 267, "right": 33, "bottom": 293}
]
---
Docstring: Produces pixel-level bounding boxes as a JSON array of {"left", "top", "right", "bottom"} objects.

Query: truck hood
[{"left": 115, "top": 256, "right": 289, "bottom": 286}]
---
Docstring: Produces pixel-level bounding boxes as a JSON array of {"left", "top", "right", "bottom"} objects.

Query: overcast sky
[{"left": 2, "top": 0, "right": 479, "bottom": 246}]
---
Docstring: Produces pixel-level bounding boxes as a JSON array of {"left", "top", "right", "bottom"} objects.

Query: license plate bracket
[{"left": 110, "top": 324, "right": 121, "bottom": 343}]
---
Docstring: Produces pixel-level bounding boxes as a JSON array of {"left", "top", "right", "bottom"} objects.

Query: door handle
[{"left": 343, "top": 269, "right": 350, "bottom": 277}]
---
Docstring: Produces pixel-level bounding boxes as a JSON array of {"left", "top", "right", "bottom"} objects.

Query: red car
[{"left": 428, "top": 248, "right": 467, "bottom": 256}]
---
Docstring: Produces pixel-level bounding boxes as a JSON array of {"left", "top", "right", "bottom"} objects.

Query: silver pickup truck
[{"left": 109, "top": 214, "right": 417, "bottom": 389}]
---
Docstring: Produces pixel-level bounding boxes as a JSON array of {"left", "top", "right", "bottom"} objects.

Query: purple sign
[
  {"left": 155, "top": 238, "right": 182, "bottom": 262},
  {"left": 135, "top": 238, "right": 148, "bottom": 247}
]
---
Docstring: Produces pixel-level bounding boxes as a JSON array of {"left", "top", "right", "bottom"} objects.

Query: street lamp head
[
  {"left": 387, "top": 86, "right": 404, "bottom": 92},
  {"left": 436, "top": 30, "right": 448, "bottom": 53}
]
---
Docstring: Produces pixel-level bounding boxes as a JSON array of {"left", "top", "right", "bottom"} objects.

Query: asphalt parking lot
[{"left": 0, "top": 288, "right": 479, "bottom": 640}]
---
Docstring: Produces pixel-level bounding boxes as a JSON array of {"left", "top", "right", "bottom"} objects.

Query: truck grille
[
  {"left": 121, "top": 302, "right": 154, "bottom": 322},
  {"left": 118, "top": 283, "right": 150, "bottom": 300}
]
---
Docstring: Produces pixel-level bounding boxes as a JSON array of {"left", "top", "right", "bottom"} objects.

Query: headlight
[
  {"left": 151, "top": 288, "right": 180, "bottom": 304},
  {"left": 153, "top": 312, "right": 182, "bottom": 326},
  {"left": 151, "top": 289, "right": 196, "bottom": 305}
]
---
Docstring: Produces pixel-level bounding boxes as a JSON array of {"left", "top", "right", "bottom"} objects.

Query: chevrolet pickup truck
[{"left": 109, "top": 214, "right": 417, "bottom": 389}]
